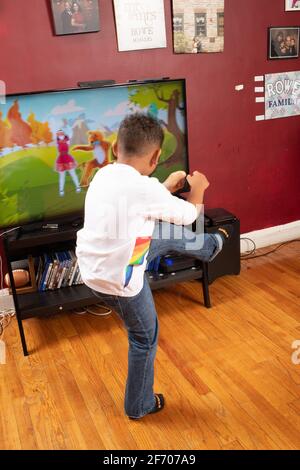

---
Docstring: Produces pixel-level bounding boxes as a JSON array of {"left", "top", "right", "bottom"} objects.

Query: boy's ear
[
  {"left": 150, "top": 148, "right": 161, "bottom": 166},
  {"left": 112, "top": 141, "right": 118, "bottom": 156}
]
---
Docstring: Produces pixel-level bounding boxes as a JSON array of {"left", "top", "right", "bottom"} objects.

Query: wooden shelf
[
  {"left": 17, "top": 268, "right": 203, "bottom": 319},
  {"left": 18, "top": 284, "right": 98, "bottom": 319},
  {"left": 7, "top": 223, "right": 79, "bottom": 261},
  {"left": 148, "top": 267, "right": 203, "bottom": 290}
]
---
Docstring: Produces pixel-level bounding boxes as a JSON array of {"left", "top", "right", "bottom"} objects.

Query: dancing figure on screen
[
  {"left": 55, "top": 130, "right": 81, "bottom": 197},
  {"left": 73, "top": 130, "right": 111, "bottom": 187}
]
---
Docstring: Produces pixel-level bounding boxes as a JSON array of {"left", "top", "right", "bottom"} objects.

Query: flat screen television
[{"left": 0, "top": 78, "right": 189, "bottom": 230}]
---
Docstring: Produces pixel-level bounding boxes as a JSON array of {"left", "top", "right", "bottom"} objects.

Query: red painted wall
[{"left": 1, "top": 0, "right": 300, "bottom": 279}]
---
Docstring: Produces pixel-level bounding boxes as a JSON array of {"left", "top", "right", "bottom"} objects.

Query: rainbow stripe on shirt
[{"left": 124, "top": 237, "right": 152, "bottom": 287}]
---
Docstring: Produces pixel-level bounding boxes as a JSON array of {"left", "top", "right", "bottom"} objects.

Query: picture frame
[
  {"left": 172, "top": 0, "right": 224, "bottom": 54},
  {"left": 265, "top": 71, "right": 300, "bottom": 120},
  {"left": 50, "top": 0, "right": 100, "bottom": 36},
  {"left": 268, "top": 27, "right": 300, "bottom": 59},
  {"left": 285, "top": 0, "right": 300, "bottom": 11},
  {"left": 113, "top": 0, "right": 167, "bottom": 52}
]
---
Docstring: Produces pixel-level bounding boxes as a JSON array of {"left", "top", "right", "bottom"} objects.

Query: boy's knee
[{"left": 129, "top": 326, "right": 158, "bottom": 351}]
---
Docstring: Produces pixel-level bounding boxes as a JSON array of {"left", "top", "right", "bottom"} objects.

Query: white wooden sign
[
  {"left": 113, "top": 0, "right": 167, "bottom": 52},
  {"left": 265, "top": 71, "right": 300, "bottom": 120}
]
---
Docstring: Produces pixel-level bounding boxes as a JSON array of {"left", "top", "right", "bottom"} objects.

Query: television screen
[{"left": 0, "top": 79, "right": 189, "bottom": 230}]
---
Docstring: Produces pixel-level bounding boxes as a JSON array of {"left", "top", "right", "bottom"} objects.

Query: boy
[{"left": 76, "top": 114, "right": 229, "bottom": 419}]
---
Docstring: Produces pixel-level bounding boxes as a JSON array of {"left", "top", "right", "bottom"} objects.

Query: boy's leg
[
  {"left": 148, "top": 221, "right": 223, "bottom": 264},
  {"left": 93, "top": 278, "right": 158, "bottom": 419}
]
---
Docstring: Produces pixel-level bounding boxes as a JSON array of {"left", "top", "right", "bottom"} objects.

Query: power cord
[
  {"left": 86, "top": 304, "right": 112, "bottom": 316},
  {"left": 72, "top": 307, "right": 87, "bottom": 315},
  {"left": 241, "top": 238, "right": 300, "bottom": 260},
  {"left": 0, "top": 226, "right": 21, "bottom": 239},
  {"left": 0, "top": 311, "right": 14, "bottom": 341},
  {"left": 72, "top": 304, "right": 112, "bottom": 317},
  {"left": 240, "top": 237, "right": 257, "bottom": 257}
]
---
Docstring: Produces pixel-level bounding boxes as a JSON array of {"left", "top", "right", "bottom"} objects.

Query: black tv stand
[
  {"left": 3, "top": 209, "right": 240, "bottom": 356},
  {"left": 14, "top": 222, "right": 44, "bottom": 240},
  {"left": 4, "top": 223, "right": 93, "bottom": 356},
  {"left": 3, "top": 225, "right": 212, "bottom": 356},
  {"left": 12, "top": 216, "right": 84, "bottom": 241}
]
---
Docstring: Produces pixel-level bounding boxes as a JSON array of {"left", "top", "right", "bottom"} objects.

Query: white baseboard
[{"left": 241, "top": 220, "right": 300, "bottom": 254}]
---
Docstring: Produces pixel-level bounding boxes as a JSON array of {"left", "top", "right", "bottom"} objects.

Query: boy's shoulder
[
  {"left": 146, "top": 175, "right": 166, "bottom": 189},
  {"left": 92, "top": 164, "right": 165, "bottom": 193}
]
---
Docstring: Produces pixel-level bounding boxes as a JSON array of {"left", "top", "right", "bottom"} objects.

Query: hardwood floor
[{"left": 0, "top": 242, "right": 300, "bottom": 450}]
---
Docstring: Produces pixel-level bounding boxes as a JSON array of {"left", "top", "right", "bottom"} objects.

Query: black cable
[
  {"left": 240, "top": 237, "right": 257, "bottom": 257},
  {"left": 0, "top": 226, "right": 21, "bottom": 238},
  {"left": 241, "top": 239, "right": 300, "bottom": 261}
]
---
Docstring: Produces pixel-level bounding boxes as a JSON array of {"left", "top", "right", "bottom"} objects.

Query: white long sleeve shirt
[{"left": 76, "top": 163, "right": 197, "bottom": 297}]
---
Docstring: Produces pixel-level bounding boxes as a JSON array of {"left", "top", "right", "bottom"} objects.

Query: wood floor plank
[
  {"left": 0, "top": 242, "right": 300, "bottom": 449},
  {"left": 195, "top": 363, "right": 282, "bottom": 450},
  {"left": 28, "top": 317, "right": 104, "bottom": 449},
  {"left": 222, "top": 440, "right": 245, "bottom": 450}
]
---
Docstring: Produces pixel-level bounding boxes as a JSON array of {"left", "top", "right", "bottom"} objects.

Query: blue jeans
[
  {"left": 93, "top": 222, "right": 222, "bottom": 418},
  {"left": 148, "top": 221, "right": 223, "bottom": 264}
]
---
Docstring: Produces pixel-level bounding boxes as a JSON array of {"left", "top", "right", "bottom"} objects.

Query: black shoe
[
  {"left": 128, "top": 394, "right": 165, "bottom": 420},
  {"left": 215, "top": 224, "right": 234, "bottom": 244},
  {"left": 149, "top": 393, "right": 165, "bottom": 415}
]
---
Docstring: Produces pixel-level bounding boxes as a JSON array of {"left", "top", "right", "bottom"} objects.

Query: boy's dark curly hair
[{"left": 117, "top": 113, "right": 164, "bottom": 157}]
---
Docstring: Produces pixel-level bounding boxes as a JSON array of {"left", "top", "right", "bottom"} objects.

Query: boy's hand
[
  {"left": 187, "top": 171, "right": 210, "bottom": 193},
  {"left": 185, "top": 171, "right": 210, "bottom": 208},
  {"left": 163, "top": 171, "right": 187, "bottom": 193}
]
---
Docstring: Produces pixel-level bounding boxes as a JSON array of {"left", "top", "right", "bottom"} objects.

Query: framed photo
[
  {"left": 285, "top": 0, "right": 300, "bottom": 11},
  {"left": 113, "top": 0, "right": 167, "bottom": 52},
  {"left": 50, "top": 0, "right": 100, "bottom": 36},
  {"left": 268, "top": 27, "right": 300, "bottom": 59},
  {"left": 172, "top": 0, "right": 224, "bottom": 54}
]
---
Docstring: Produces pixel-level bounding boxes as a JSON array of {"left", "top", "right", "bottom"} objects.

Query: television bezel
[{"left": 0, "top": 78, "right": 190, "bottom": 232}]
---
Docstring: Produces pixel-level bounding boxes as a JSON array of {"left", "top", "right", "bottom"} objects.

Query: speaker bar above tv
[
  {"left": 77, "top": 80, "right": 116, "bottom": 88},
  {"left": 127, "top": 77, "right": 170, "bottom": 83}
]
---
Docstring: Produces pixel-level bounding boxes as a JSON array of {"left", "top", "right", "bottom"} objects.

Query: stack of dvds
[{"left": 35, "top": 250, "right": 83, "bottom": 292}]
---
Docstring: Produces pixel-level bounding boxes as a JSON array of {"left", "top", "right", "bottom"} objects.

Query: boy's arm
[
  {"left": 142, "top": 178, "right": 198, "bottom": 226},
  {"left": 185, "top": 171, "right": 209, "bottom": 210},
  {"left": 142, "top": 171, "right": 210, "bottom": 226},
  {"left": 163, "top": 171, "right": 187, "bottom": 193}
]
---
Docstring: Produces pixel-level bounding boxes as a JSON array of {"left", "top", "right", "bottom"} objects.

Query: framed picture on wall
[
  {"left": 172, "top": 0, "right": 224, "bottom": 54},
  {"left": 265, "top": 71, "right": 300, "bottom": 120},
  {"left": 268, "top": 27, "right": 300, "bottom": 59},
  {"left": 285, "top": 0, "right": 300, "bottom": 11},
  {"left": 113, "top": 0, "right": 167, "bottom": 52},
  {"left": 50, "top": 0, "right": 100, "bottom": 36}
]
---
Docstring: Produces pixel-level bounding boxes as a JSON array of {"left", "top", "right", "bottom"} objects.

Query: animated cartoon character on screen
[
  {"left": 73, "top": 130, "right": 111, "bottom": 187},
  {"left": 55, "top": 130, "right": 81, "bottom": 197},
  {"left": 124, "top": 237, "right": 152, "bottom": 287}
]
